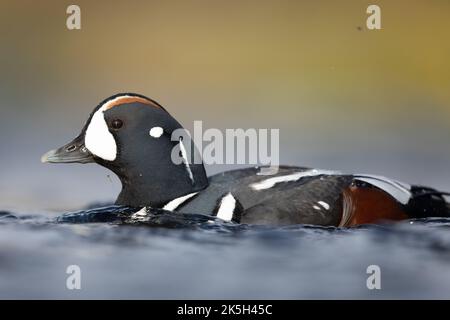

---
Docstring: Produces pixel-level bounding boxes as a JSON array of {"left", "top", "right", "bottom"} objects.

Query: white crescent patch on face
[{"left": 84, "top": 104, "right": 117, "bottom": 161}]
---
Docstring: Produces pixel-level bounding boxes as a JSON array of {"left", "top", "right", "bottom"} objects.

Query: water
[{"left": 1, "top": 206, "right": 450, "bottom": 299}]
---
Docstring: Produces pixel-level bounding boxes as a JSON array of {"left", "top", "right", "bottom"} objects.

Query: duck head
[{"left": 42, "top": 93, "right": 208, "bottom": 207}]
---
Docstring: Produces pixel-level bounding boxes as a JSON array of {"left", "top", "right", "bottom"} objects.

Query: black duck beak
[{"left": 41, "top": 134, "right": 94, "bottom": 164}]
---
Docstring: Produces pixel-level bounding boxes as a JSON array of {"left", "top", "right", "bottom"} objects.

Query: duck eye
[{"left": 111, "top": 119, "right": 123, "bottom": 130}]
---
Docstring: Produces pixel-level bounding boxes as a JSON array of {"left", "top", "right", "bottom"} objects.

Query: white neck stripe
[{"left": 179, "top": 139, "right": 194, "bottom": 184}]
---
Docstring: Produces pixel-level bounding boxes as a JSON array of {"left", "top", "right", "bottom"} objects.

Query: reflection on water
[{"left": 1, "top": 206, "right": 450, "bottom": 299}]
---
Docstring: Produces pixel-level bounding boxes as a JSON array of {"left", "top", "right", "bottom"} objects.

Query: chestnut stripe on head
[{"left": 102, "top": 95, "right": 163, "bottom": 111}]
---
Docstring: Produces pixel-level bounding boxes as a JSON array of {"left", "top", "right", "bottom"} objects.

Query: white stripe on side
[
  {"left": 163, "top": 192, "right": 198, "bottom": 211},
  {"left": 216, "top": 193, "right": 236, "bottom": 222},
  {"left": 249, "top": 168, "right": 412, "bottom": 205},
  {"left": 250, "top": 169, "right": 339, "bottom": 190},
  {"left": 354, "top": 174, "right": 412, "bottom": 205}
]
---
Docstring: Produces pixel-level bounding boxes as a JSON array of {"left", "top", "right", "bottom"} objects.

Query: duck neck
[{"left": 114, "top": 162, "right": 208, "bottom": 208}]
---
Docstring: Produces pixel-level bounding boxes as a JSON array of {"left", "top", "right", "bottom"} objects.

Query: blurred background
[{"left": 0, "top": 0, "right": 449, "bottom": 212}]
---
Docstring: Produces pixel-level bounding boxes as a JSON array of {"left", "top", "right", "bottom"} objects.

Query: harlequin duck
[{"left": 41, "top": 93, "right": 450, "bottom": 226}]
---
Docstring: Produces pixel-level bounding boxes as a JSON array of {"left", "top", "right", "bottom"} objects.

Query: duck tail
[{"left": 407, "top": 186, "right": 450, "bottom": 218}]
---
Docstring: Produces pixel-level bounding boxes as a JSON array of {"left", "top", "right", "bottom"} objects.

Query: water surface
[{"left": 1, "top": 207, "right": 449, "bottom": 299}]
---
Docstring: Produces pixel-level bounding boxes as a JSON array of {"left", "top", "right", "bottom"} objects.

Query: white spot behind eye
[{"left": 149, "top": 126, "right": 164, "bottom": 138}]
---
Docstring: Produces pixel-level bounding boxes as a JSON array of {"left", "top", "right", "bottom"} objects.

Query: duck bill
[{"left": 41, "top": 134, "right": 94, "bottom": 164}]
